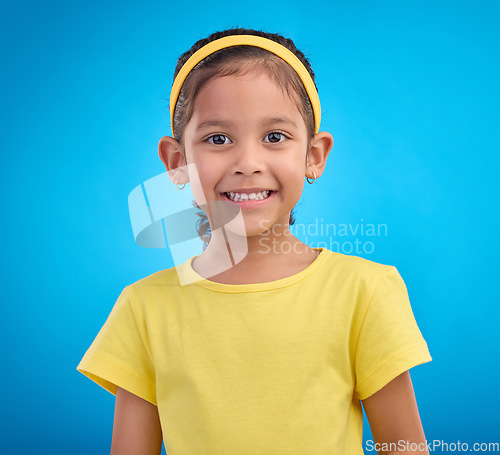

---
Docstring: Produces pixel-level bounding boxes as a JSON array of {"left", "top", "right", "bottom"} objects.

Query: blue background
[{"left": 1, "top": 0, "right": 499, "bottom": 453}]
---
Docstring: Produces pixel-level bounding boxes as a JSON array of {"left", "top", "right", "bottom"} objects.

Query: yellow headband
[{"left": 169, "top": 34, "right": 321, "bottom": 137}]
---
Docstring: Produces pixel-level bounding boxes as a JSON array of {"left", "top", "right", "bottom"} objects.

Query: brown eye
[
  {"left": 264, "top": 132, "right": 287, "bottom": 143},
  {"left": 208, "top": 134, "right": 231, "bottom": 145}
]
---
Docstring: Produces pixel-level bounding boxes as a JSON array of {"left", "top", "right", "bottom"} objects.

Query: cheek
[
  {"left": 277, "top": 154, "right": 307, "bottom": 179},
  {"left": 184, "top": 146, "right": 206, "bottom": 175},
  {"left": 187, "top": 155, "right": 225, "bottom": 201}
]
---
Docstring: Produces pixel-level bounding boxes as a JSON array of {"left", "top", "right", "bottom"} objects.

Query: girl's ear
[
  {"left": 158, "top": 136, "right": 189, "bottom": 185},
  {"left": 306, "top": 131, "right": 334, "bottom": 180}
]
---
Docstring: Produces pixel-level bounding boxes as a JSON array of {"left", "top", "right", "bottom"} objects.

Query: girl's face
[{"left": 182, "top": 70, "right": 311, "bottom": 237}]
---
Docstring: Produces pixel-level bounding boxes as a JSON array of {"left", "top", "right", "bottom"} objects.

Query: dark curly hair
[{"left": 169, "top": 27, "right": 318, "bottom": 250}]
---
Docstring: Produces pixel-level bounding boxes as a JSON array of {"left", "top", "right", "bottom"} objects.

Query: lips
[
  {"left": 220, "top": 190, "right": 277, "bottom": 207},
  {"left": 224, "top": 190, "right": 272, "bottom": 202}
]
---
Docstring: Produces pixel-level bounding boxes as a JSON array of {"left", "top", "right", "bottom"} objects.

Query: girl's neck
[{"left": 191, "top": 224, "right": 320, "bottom": 285}]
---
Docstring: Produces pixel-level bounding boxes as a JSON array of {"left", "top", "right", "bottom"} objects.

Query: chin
[{"left": 222, "top": 219, "right": 269, "bottom": 238}]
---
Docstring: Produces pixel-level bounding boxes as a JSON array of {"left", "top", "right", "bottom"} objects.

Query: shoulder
[
  {"left": 318, "top": 248, "right": 395, "bottom": 286},
  {"left": 117, "top": 260, "right": 191, "bottom": 311},
  {"left": 314, "top": 249, "right": 409, "bottom": 314},
  {"left": 128, "top": 263, "right": 182, "bottom": 289}
]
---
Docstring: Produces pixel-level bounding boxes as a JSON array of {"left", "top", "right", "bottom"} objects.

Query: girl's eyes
[
  {"left": 263, "top": 132, "right": 288, "bottom": 143},
  {"left": 207, "top": 134, "right": 231, "bottom": 145},
  {"left": 205, "top": 132, "right": 288, "bottom": 145}
]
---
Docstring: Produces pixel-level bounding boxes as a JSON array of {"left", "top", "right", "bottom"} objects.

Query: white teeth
[{"left": 226, "top": 190, "right": 271, "bottom": 201}]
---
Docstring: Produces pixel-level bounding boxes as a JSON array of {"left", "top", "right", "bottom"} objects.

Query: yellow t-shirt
[{"left": 77, "top": 247, "right": 431, "bottom": 454}]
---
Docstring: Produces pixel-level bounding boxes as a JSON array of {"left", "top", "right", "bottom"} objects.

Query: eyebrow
[{"left": 196, "top": 116, "right": 297, "bottom": 131}]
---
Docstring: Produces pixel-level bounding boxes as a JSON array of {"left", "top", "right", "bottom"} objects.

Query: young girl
[{"left": 77, "top": 28, "right": 432, "bottom": 455}]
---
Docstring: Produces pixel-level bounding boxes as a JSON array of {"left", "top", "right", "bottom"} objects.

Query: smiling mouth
[{"left": 223, "top": 190, "right": 275, "bottom": 202}]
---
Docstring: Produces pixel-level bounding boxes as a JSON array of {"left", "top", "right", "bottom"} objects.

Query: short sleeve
[
  {"left": 76, "top": 287, "right": 157, "bottom": 405},
  {"left": 354, "top": 266, "right": 432, "bottom": 401}
]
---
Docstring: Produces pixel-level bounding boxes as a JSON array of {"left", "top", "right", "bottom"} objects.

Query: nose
[{"left": 231, "top": 140, "right": 265, "bottom": 176}]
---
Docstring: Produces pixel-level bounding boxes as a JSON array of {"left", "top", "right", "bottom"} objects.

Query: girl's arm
[
  {"left": 110, "top": 386, "right": 163, "bottom": 455},
  {"left": 362, "top": 370, "right": 429, "bottom": 455}
]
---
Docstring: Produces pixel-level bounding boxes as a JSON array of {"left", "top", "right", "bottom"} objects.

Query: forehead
[{"left": 191, "top": 71, "right": 304, "bottom": 126}]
